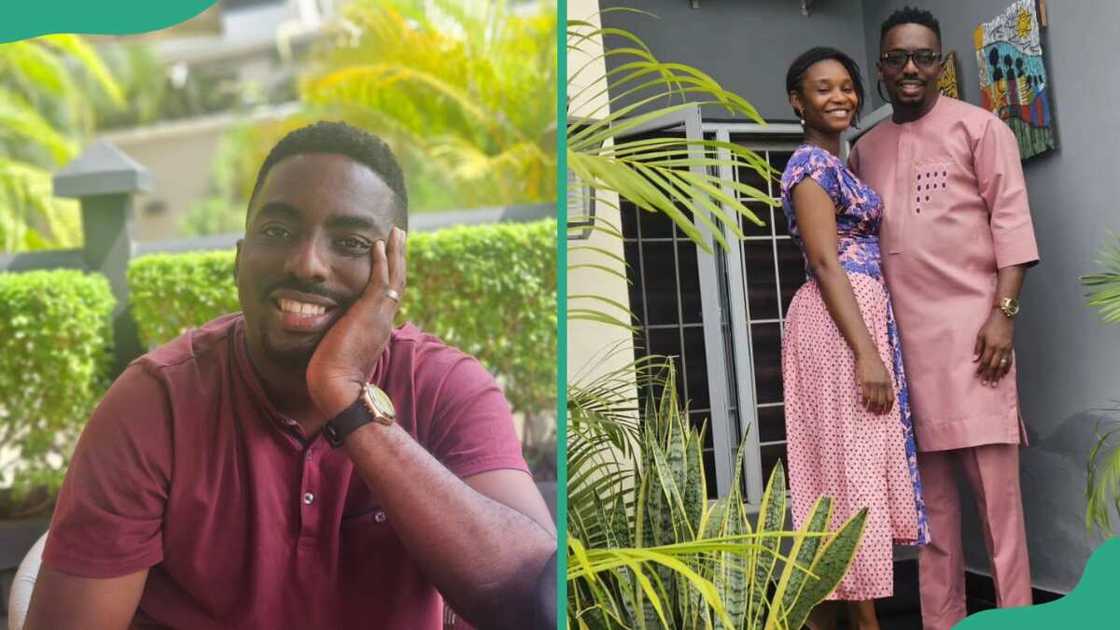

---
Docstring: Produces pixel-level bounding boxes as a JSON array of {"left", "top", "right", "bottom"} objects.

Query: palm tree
[
  {"left": 0, "top": 35, "right": 123, "bottom": 252},
  {"left": 300, "top": 0, "right": 556, "bottom": 212}
]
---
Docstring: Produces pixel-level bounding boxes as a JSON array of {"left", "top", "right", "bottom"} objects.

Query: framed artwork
[
  {"left": 938, "top": 50, "right": 960, "bottom": 98},
  {"left": 974, "top": 0, "right": 1057, "bottom": 159}
]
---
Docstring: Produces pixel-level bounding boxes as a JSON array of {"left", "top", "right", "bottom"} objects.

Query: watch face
[{"left": 365, "top": 385, "right": 397, "bottom": 418}]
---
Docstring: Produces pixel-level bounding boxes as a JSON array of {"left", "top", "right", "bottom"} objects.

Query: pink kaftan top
[{"left": 848, "top": 96, "right": 1039, "bottom": 452}]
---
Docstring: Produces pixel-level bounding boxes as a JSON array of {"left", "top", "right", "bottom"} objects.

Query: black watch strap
[{"left": 323, "top": 397, "right": 373, "bottom": 448}]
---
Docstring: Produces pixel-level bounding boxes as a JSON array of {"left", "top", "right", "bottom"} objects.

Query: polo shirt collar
[{"left": 231, "top": 315, "right": 394, "bottom": 439}]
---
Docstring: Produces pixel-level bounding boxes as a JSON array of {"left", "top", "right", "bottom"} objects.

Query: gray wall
[
  {"left": 597, "top": 0, "right": 1120, "bottom": 594},
  {"left": 861, "top": 0, "right": 1120, "bottom": 594},
  {"left": 598, "top": 0, "right": 869, "bottom": 121}
]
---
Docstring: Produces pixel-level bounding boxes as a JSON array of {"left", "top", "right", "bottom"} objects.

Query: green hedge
[
  {"left": 128, "top": 249, "right": 241, "bottom": 346},
  {"left": 0, "top": 270, "right": 114, "bottom": 500},
  {"left": 0, "top": 221, "right": 555, "bottom": 501},
  {"left": 128, "top": 220, "right": 557, "bottom": 415}
]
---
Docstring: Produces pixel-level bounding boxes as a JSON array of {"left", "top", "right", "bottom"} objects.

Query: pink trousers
[{"left": 917, "top": 444, "right": 1032, "bottom": 629}]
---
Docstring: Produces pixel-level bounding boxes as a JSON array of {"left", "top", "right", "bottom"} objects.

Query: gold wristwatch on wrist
[
  {"left": 996, "top": 297, "right": 1020, "bottom": 319},
  {"left": 323, "top": 384, "right": 396, "bottom": 448}
]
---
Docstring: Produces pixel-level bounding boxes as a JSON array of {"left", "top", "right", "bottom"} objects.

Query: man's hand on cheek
[{"left": 306, "top": 226, "right": 407, "bottom": 418}]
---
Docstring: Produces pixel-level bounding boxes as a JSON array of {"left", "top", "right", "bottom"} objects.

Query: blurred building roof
[{"left": 97, "top": 0, "right": 330, "bottom": 66}]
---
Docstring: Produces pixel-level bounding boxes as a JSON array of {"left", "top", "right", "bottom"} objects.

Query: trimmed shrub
[
  {"left": 0, "top": 270, "right": 114, "bottom": 504},
  {"left": 402, "top": 221, "right": 557, "bottom": 416},
  {"left": 127, "top": 220, "right": 557, "bottom": 416},
  {"left": 128, "top": 249, "right": 240, "bottom": 347}
]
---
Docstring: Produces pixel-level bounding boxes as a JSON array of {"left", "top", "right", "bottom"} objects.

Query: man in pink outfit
[{"left": 848, "top": 7, "right": 1039, "bottom": 629}]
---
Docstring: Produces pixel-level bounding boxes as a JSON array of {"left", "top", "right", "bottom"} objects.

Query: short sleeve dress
[{"left": 779, "top": 144, "right": 930, "bottom": 601}]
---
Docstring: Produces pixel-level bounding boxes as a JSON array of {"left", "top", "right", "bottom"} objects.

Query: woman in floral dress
[{"left": 779, "top": 47, "right": 929, "bottom": 630}]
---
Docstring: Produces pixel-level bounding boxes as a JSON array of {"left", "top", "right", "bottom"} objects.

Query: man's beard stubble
[{"left": 259, "top": 329, "right": 322, "bottom": 370}]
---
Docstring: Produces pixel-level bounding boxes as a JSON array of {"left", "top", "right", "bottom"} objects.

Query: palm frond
[
  {"left": 1082, "top": 234, "right": 1120, "bottom": 323},
  {"left": 39, "top": 35, "right": 125, "bottom": 106},
  {"left": 1081, "top": 236, "right": 1120, "bottom": 536},
  {"left": 0, "top": 158, "right": 81, "bottom": 250},
  {"left": 0, "top": 88, "right": 77, "bottom": 163},
  {"left": 0, "top": 40, "right": 70, "bottom": 99},
  {"left": 567, "top": 17, "right": 774, "bottom": 273},
  {"left": 0, "top": 35, "right": 121, "bottom": 252},
  {"left": 300, "top": 0, "right": 555, "bottom": 211}
]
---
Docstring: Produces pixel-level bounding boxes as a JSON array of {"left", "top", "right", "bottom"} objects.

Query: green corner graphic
[
  {"left": 1, "top": 0, "right": 216, "bottom": 43},
  {"left": 955, "top": 537, "right": 1118, "bottom": 628}
]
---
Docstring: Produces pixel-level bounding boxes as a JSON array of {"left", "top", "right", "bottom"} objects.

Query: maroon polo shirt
[{"left": 42, "top": 313, "right": 529, "bottom": 629}]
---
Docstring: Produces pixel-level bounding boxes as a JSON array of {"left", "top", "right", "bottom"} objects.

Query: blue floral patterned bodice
[{"left": 780, "top": 144, "right": 885, "bottom": 280}]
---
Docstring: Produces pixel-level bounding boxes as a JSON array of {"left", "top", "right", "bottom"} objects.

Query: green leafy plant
[
  {"left": 568, "top": 358, "right": 866, "bottom": 629},
  {"left": 1082, "top": 234, "right": 1120, "bottom": 325},
  {"left": 567, "top": 12, "right": 774, "bottom": 253},
  {"left": 565, "top": 13, "right": 864, "bottom": 626},
  {"left": 566, "top": 12, "right": 778, "bottom": 330},
  {"left": 0, "top": 35, "right": 123, "bottom": 251},
  {"left": 189, "top": 0, "right": 556, "bottom": 232},
  {"left": 0, "top": 270, "right": 114, "bottom": 510},
  {"left": 1082, "top": 234, "right": 1120, "bottom": 535},
  {"left": 127, "top": 249, "right": 242, "bottom": 346},
  {"left": 1086, "top": 418, "right": 1120, "bottom": 536},
  {"left": 401, "top": 221, "right": 557, "bottom": 478},
  {"left": 402, "top": 221, "right": 556, "bottom": 416},
  {"left": 301, "top": 0, "right": 556, "bottom": 212}
]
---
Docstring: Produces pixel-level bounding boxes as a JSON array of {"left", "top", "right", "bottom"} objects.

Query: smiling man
[
  {"left": 25, "top": 122, "right": 556, "bottom": 630},
  {"left": 847, "top": 7, "right": 1039, "bottom": 630}
]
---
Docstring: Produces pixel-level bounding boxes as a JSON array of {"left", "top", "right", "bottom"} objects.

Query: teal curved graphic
[
  {"left": 955, "top": 537, "right": 1118, "bottom": 628},
  {"left": 1, "top": 0, "right": 215, "bottom": 43}
]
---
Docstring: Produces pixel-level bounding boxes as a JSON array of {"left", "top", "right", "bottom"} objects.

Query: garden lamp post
[{"left": 53, "top": 140, "right": 151, "bottom": 375}]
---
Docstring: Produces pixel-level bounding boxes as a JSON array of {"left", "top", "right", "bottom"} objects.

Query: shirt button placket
[{"left": 299, "top": 446, "right": 321, "bottom": 543}]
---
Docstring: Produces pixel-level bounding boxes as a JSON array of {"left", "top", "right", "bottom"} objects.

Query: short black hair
[
  {"left": 880, "top": 6, "right": 941, "bottom": 48},
  {"left": 785, "top": 47, "right": 865, "bottom": 123},
  {"left": 248, "top": 121, "right": 408, "bottom": 229}
]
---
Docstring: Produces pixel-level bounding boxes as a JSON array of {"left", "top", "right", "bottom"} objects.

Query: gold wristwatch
[
  {"left": 996, "top": 297, "right": 1020, "bottom": 319},
  {"left": 323, "top": 384, "right": 396, "bottom": 448}
]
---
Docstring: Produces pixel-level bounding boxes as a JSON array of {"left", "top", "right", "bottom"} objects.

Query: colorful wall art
[
  {"left": 939, "top": 50, "right": 960, "bottom": 99},
  {"left": 974, "top": 0, "right": 1056, "bottom": 159}
]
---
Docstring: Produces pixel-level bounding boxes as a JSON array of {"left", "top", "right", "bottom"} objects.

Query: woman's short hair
[{"left": 785, "top": 47, "right": 866, "bottom": 124}]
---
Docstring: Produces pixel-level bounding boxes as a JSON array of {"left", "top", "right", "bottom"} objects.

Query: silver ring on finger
[
  {"left": 385, "top": 288, "right": 401, "bottom": 303},
  {"left": 999, "top": 357, "right": 1009, "bottom": 366}
]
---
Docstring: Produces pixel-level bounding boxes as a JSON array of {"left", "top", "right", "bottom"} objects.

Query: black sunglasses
[{"left": 880, "top": 49, "right": 943, "bottom": 70}]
